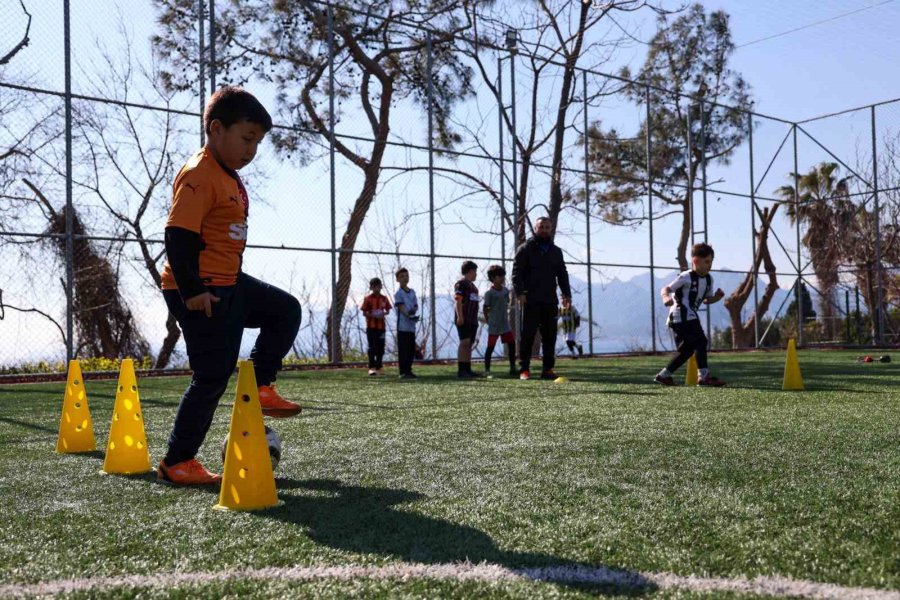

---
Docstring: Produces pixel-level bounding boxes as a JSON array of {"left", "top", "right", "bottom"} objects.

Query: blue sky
[{"left": 1, "top": 0, "right": 897, "bottom": 360}]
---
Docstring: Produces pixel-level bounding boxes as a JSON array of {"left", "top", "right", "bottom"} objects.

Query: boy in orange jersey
[
  {"left": 360, "top": 277, "right": 392, "bottom": 376},
  {"left": 158, "top": 87, "right": 302, "bottom": 485}
]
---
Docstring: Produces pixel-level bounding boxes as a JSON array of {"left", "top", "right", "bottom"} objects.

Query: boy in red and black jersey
[
  {"left": 360, "top": 277, "right": 392, "bottom": 376},
  {"left": 158, "top": 87, "right": 302, "bottom": 486},
  {"left": 454, "top": 260, "right": 480, "bottom": 378}
]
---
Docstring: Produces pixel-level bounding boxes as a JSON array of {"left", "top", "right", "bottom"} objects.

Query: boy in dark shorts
[
  {"left": 394, "top": 268, "right": 419, "bottom": 379},
  {"left": 655, "top": 243, "right": 726, "bottom": 387},
  {"left": 454, "top": 261, "right": 480, "bottom": 378},
  {"left": 482, "top": 265, "right": 516, "bottom": 378},
  {"left": 158, "top": 86, "right": 302, "bottom": 485},
  {"left": 361, "top": 277, "right": 392, "bottom": 376}
]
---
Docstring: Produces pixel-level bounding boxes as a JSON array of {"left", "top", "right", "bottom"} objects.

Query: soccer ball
[{"left": 221, "top": 425, "right": 282, "bottom": 471}]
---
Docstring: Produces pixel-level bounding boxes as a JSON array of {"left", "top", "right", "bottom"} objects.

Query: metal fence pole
[
  {"left": 793, "top": 124, "right": 804, "bottom": 346},
  {"left": 64, "top": 0, "right": 74, "bottom": 362},
  {"left": 198, "top": 0, "right": 205, "bottom": 145},
  {"left": 209, "top": 0, "right": 216, "bottom": 93},
  {"left": 497, "top": 56, "right": 506, "bottom": 272},
  {"left": 426, "top": 33, "right": 437, "bottom": 360},
  {"left": 871, "top": 105, "right": 885, "bottom": 345},
  {"left": 583, "top": 73, "right": 594, "bottom": 354},
  {"left": 645, "top": 85, "right": 656, "bottom": 352},
  {"left": 748, "top": 113, "right": 759, "bottom": 348},
  {"left": 509, "top": 47, "right": 520, "bottom": 348},
  {"left": 700, "top": 101, "right": 711, "bottom": 342},
  {"left": 327, "top": 7, "right": 338, "bottom": 363}
]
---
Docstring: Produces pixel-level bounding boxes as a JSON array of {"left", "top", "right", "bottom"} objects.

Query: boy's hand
[
  {"left": 185, "top": 292, "right": 220, "bottom": 317},
  {"left": 456, "top": 315, "right": 464, "bottom": 326},
  {"left": 662, "top": 294, "right": 674, "bottom": 307},
  {"left": 517, "top": 294, "right": 527, "bottom": 305},
  {"left": 714, "top": 288, "right": 725, "bottom": 300},
  {"left": 561, "top": 295, "right": 572, "bottom": 309}
]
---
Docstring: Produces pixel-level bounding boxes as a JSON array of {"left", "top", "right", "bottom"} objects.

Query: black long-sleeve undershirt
[{"left": 164, "top": 226, "right": 207, "bottom": 301}]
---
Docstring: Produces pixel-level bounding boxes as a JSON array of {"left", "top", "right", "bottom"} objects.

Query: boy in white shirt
[{"left": 655, "top": 243, "right": 726, "bottom": 387}]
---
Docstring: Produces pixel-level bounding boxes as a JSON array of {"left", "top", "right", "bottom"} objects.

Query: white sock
[
  {"left": 659, "top": 368, "right": 672, "bottom": 378},
  {"left": 700, "top": 368, "right": 709, "bottom": 378}
]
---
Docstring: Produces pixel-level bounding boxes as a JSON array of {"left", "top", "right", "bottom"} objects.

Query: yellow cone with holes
[
  {"left": 685, "top": 353, "right": 699, "bottom": 387},
  {"left": 215, "top": 360, "right": 279, "bottom": 511},
  {"left": 101, "top": 358, "right": 151, "bottom": 474},
  {"left": 56, "top": 360, "right": 97, "bottom": 453},
  {"left": 783, "top": 338, "right": 805, "bottom": 391}
]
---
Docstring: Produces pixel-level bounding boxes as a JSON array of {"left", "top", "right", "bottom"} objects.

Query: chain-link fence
[{"left": 1, "top": 0, "right": 898, "bottom": 373}]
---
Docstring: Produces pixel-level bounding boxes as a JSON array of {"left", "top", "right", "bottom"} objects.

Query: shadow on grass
[
  {"left": 263, "top": 478, "right": 654, "bottom": 596},
  {"left": 0, "top": 416, "right": 59, "bottom": 434}
]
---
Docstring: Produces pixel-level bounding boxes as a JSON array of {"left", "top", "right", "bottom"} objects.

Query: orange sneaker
[
  {"left": 157, "top": 459, "right": 221, "bottom": 485},
  {"left": 258, "top": 385, "right": 302, "bottom": 418}
]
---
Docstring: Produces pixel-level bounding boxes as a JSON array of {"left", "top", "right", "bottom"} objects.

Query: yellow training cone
[
  {"left": 554, "top": 376, "right": 568, "bottom": 384},
  {"left": 783, "top": 338, "right": 805, "bottom": 391},
  {"left": 101, "top": 358, "right": 151, "bottom": 475},
  {"left": 215, "top": 361, "right": 279, "bottom": 511},
  {"left": 56, "top": 360, "right": 96, "bottom": 453},
  {"left": 685, "top": 353, "right": 699, "bottom": 387}
]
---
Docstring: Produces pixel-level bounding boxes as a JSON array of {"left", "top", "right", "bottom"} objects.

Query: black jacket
[{"left": 512, "top": 236, "right": 571, "bottom": 305}]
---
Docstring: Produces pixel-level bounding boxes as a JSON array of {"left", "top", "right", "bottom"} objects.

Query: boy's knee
[{"left": 285, "top": 295, "right": 302, "bottom": 326}]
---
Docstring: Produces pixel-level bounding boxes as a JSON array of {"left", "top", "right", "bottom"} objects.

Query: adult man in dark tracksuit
[{"left": 512, "top": 217, "right": 572, "bottom": 380}]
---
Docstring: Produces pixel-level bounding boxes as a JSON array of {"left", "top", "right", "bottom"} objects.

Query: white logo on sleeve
[{"left": 228, "top": 223, "right": 248, "bottom": 241}]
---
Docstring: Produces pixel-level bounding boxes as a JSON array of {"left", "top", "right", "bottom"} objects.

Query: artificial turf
[{"left": 0, "top": 350, "right": 897, "bottom": 598}]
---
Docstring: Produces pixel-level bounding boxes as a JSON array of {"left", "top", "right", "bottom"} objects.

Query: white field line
[{"left": 1, "top": 562, "right": 898, "bottom": 599}]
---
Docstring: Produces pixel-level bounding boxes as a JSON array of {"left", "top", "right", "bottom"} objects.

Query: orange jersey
[
  {"left": 161, "top": 148, "right": 249, "bottom": 290},
  {"left": 361, "top": 293, "right": 392, "bottom": 330}
]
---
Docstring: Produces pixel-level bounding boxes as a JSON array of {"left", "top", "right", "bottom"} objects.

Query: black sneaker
[
  {"left": 400, "top": 372, "right": 418, "bottom": 380},
  {"left": 540, "top": 370, "right": 559, "bottom": 380},
  {"left": 654, "top": 374, "right": 677, "bottom": 386},
  {"left": 457, "top": 371, "right": 476, "bottom": 379},
  {"left": 509, "top": 367, "right": 519, "bottom": 378}
]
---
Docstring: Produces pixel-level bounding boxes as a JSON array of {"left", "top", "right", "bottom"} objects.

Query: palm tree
[{"left": 777, "top": 162, "right": 851, "bottom": 339}]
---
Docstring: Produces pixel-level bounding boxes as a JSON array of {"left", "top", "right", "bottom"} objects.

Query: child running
[{"left": 655, "top": 243, "right": 726, "bottom": 387}]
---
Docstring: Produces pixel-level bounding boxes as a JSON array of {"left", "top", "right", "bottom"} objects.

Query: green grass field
[{"left": 0, "top": 351, "right": 898, "bottom": 599}]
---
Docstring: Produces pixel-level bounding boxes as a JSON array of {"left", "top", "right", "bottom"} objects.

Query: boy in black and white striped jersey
[{"left": 655, "top": 243, "right": 726, "bottom": 387}]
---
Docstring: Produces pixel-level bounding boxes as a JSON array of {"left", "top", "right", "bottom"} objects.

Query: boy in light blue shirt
[{"left": 394, "top": 267, "right": 419, "bottom": 379}]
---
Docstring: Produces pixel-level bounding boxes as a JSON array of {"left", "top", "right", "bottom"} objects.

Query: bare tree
[
  {"left": 0, "top": 0, "right": 32, "bottom": 67},
  {"left": 153, "top": 0, "right": 475, "bottom": 362}
]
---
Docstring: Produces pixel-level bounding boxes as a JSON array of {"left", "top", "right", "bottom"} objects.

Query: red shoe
[
  {"left": 258, "top": 385, "right": 302, "bottom": 418},
  {"left": 654, "top": 374, "right": 677, "bottom": 386},
  {"left": 519, "top": 370, "right": 530, "bottom": 381},
  {"left": 157, "top": 459, "right": 221, "bottom": 485},
  {"left": 698, "top": 375, "right": 727, "bottom": 387}
]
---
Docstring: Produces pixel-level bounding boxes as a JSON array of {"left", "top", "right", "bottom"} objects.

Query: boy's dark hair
[
  {"left": 395, "top": 268, "right": 409, "bottom": 279},
  {"left": 486, "top": 264, "right": 506, "bottom": 282},
  {"left": 691, "top": 243, "right": 715, "bottom": 259},
  {"left": 461, "top": 260, "right": 478, "bottom": 275},
  {"left": 204, "top": 86, "right": 273, "bottom": 135},
  {"left": 369, "top": 277, "right": 382, "bottom": 288}
]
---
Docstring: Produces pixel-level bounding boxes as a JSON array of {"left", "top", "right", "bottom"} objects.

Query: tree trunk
[
  {"left": 155, "top": 313, "right": 181, "bottom": 369},
  {"left": 547, "top": 1, "right": 590, "bottom": 230},
  {"left": 724, "top": 206, "right": 779, "bottom": 348},
  {"left": 325, "top": 164, "right": 382, "bottom": 362}
]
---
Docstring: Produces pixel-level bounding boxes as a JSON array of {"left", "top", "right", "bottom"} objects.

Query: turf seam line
[{"left": 1, "top": 562, "right": 898, "bottom": 599}]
